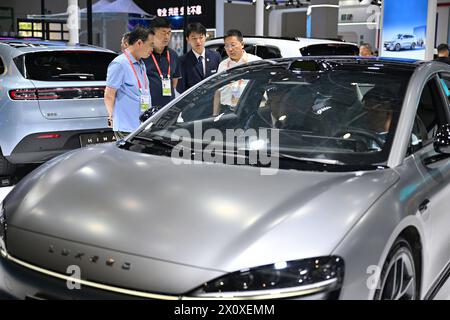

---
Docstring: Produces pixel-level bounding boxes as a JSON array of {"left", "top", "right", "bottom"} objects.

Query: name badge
[
  {"left": 140, "top": 94, "right": 150, "bottom": 113},
  {"left": 162, "top": 78, "right": 172, "bottom": 97}
]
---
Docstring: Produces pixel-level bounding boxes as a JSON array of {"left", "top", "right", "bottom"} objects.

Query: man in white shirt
[
  {"left": 217, "top": 29, "right": 261, "bottom": 73},
  {"left": 214, "top": 29, "right": 261, "bottom": 116}
]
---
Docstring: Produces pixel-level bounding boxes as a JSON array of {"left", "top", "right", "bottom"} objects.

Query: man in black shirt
[
  {"left": 435, "top": 43, "right": 450, "bottom": 65},
  {"left": 143, "top": 17, "right": 181, "bottom": 110}
]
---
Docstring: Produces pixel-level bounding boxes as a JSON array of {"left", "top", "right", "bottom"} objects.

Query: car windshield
[{"left": 129, "top": 60, "right": 412, "bottom": 171}]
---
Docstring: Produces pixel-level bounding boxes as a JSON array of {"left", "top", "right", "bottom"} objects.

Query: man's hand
[{"left": 104, "top": 86, "right": 117, "bottom": 127}]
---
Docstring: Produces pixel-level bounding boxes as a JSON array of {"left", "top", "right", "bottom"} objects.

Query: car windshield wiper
[
  {"left": 132, "top": 134, "right": 180, "bottom": 149},
  {"left": 216, "top": 146, "right": 346, "bottom": 166},
  {"left": 277, "top": 153, "right": 346, "bottom": 166},
  {"left": 276, "top": 153, "right": 389, "bottom": 171},
  {"left": 53, "top": 73, "right": 94, "bottom": 80}
]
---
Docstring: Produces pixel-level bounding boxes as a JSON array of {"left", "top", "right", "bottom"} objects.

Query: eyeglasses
[{"left": 224, "top": 43, "right": 241, "bottom": 50}]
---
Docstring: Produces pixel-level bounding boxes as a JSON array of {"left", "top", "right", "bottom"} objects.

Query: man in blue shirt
[
  {"left": 143, "top": 17, "right": 181, "bottom": 110},
  {"left": 104, "top": 26, "right": 154, "bottom": 139}
]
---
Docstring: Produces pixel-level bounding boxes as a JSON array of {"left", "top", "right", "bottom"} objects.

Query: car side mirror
[
  {"left": 434, "top": 124, "right": 450, "bottom": 154},
  {"left": 409, "top": 133, "right": 423, "bottom": 154}
]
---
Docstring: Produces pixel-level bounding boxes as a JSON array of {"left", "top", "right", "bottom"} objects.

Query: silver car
[
  {"left": 0, "top": 39, "right": 117, "bottom": 177},
  {"left": 1, "top": 57, "right": 450, "bottom": 300},
  {"left": 385, "top": 34, "right": 418, "bottom": 51},
  {"left": 205, "top": 36, "right": 359, "bottom": 60}
]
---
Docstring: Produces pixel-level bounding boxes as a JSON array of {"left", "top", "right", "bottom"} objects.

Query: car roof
[
  {"left": 0, "top": 39, "right": 115, "bottom": 54},
  {"left": 206, "top": 36, "right": 357, "bottom": 47},
  {"left": 230, "top": 56, "right": 424, "bottom": 73}
]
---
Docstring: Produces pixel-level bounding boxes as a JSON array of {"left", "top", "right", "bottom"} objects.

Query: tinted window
[
  {"left": 21, "top": 51, "right": 117, "bottom": 81},
  {"left": 300, "top": 44, "right": 359, "bottom": 56},
  {"left": 207, "top": 44, "right": 227, "bottom": 60},
  {"left": 255, "top": 45, "right": 282, "bottom": 59},
  {"left": 408, "top": 78, "right": 447, "bottom": 154},
  {"left": 244, "top": 44, "right": 256, "bottom": 56},
  {"left": 0, "top": 56, "right": 4, "bottom": 74}
]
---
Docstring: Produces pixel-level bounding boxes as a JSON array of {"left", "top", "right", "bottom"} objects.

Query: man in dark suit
[{"left": 177, "top": 23, "right": 221, "bottom": 94}]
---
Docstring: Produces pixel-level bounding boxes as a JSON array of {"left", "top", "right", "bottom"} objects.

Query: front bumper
[
  {"left": 0, "top": 251, "right": 337, "bottom": 300},
  {"left": 0, "top": 252, "right": 145, "bottom": 300}
]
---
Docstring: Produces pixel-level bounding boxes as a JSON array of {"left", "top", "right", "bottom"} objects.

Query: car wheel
[
  {"left": 411, "top": 43, "right": 416, "bottom": 50},
  {"left": 395, "top": 43, "right": 401, "bottom": 51},
  {"left": 374, "top": 237, "right": 419, "bottom": 300},
  {"left": 0, "top": 150, "right": 16, "bottom": 177}
]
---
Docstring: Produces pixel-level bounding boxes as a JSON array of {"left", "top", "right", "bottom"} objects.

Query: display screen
[
  {"left": 380, "top": 0, "right": 429, "bottom": 60},
  {"left": 134, "top": 0, "right": 215, "bottom": 29}
]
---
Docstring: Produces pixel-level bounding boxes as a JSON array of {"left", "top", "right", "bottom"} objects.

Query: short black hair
[
  {"left": 150, "top": 17, "right": 172, "bottom": 30},
  {"left": 224, "top": 29, "right": 243, "bottom": 42},
  {"left": 121, "top": 31, "right": 130, "bottom": 42},
  {"left": 127, "top": 26, "right": 153, "bottom": 45},
  {"left": 186, "top": 22, "right": 207, "bottom": 38},
  {"left": 438, "top": 43, "right": 449, "bottom": 53}
]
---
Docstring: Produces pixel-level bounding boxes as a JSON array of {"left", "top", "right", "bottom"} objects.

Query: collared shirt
[
  {"left": 106, "top": 51, "right": 150, "bottom": 132},
  {"left": 192, "top": 49, "right": 206, "bottom": 75},
  {"left": 219, "top": 79, "right": 251, "bottom": 108},
  {"left": 217, "top": 51, "right": 261, "bottom": 73},
  {"left": 143, "top": 47, "right": 181, "bottom": 108}
]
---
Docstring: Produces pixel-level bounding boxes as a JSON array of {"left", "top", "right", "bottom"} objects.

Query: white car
[
  {"left": 384, "top": 34, "right": 419, "bottom": 51},
  {"left": 205, "top": 36, "right": 359, "bottom": 60}
]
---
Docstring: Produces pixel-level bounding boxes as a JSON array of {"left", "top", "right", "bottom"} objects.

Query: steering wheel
[{"left": 333, "top": 128, "right": 385, "bottom": 151}]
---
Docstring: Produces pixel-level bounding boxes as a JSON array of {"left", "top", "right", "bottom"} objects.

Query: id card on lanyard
[
  {"left": 151, "top": 50, "right": 172, "bottom": 97},
  {"left": 124, "top": 50, "right": 150, "bottom": 113}
]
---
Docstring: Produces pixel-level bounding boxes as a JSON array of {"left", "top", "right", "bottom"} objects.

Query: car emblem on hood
[{"left": 48, "top": 245, "right": 131, "bottom": 271}]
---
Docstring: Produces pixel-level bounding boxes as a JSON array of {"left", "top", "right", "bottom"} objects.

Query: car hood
[{"left": 5, "top": 144, "right": 399, "bottom": 274}]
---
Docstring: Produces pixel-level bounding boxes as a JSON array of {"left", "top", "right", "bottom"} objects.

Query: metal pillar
[
  {"left": 41, "top": 0, "right": 45, "bottom": 15},
  {"left": 67, "top": 0, "right": 79, "bottom": 45},
  {"left": 255, "top": 0, "right": 264, "bottom": 36},
  {"left": 183, "top": 0, "right": 189, "bottom": 54},
  {"left": 307, "top": 0, "right": 339, "bottom": 39},
  {"left": 216, "top": 0, "right": 224, "bottom": 37},
  {"left": 87, "top": 0, "right": 93, "bottom": 45}
]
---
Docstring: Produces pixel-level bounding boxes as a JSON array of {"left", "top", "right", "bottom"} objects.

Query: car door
[
  {"left": 405, "top": 35, "right": 412, "bottom": 48},
  {"left": 407, "top": 75, "right": 450, "bottom": 297},
  {"left": 0, "top": 54, "right": 5, "bottom": 76}
]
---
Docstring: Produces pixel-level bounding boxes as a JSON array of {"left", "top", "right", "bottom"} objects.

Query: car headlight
[
  {"left": 0, "top": 201, "right": 6, "bottom": 257},
  {"left": 190, "top": 256, "right": 344, "bottom": 300}
]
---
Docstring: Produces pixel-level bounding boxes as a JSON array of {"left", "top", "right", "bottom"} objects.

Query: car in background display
[
  {"left": 1, "top": 57, "right": 450, "bottom": 300},
  {"left": 384, "top": 34, "right": 419, "bottom": 51},
  {"left": 0, "top": 39, "right": 117, "bottom": 177},
  {"left": 205, "top": 36, "right": 359, "bottom": 60}
]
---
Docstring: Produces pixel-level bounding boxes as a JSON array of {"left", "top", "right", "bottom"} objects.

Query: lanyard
[
  {"left": 151, "top": 50, "right": 171, "bottom": 79},
  {"left": 124, "top": 50, "right": 148, "bottom": 92}
]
